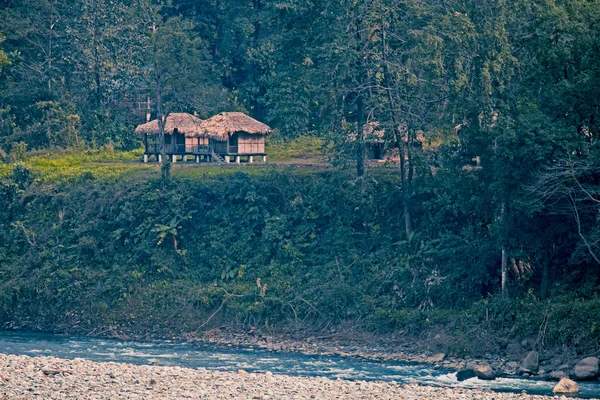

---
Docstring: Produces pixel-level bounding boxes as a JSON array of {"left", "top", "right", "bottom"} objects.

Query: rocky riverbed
[
  {"left": 184, "top": 329, "right": 562, "bottom": 378},
  {"left": 0, "top": 353, "right": 566, "bottom": 400}
]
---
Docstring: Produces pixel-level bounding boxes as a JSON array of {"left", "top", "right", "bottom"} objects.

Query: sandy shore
[{"left": 0, "top": 353, "right": 565, "bottom": 400}]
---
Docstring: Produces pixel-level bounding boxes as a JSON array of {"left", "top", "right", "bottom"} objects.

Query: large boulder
[
  {"left": 427, "top": 353, "right": 446, "bottom": 363},
  {"left": 553, "top": 378, "right": 579, "bottom": 394},
  {"left": 518, "top": 351, "right": 539, "bottom": 375},
  {"left": 549, "top": 370, "right": 568, "bottom": 381},
  {"left": 474, "top": 365, "right": 496, "bottom": 380},
  {"left": 456, "top": 368, "right": 477, "bottom": 381},
  {"left": 571, "top": 357, "right": 599, "bottom": 381}
]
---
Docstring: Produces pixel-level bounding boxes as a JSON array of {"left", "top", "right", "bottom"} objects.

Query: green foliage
[
  {"left": 0, "top": 33, "right": 9, "bottom": 72},
  {"left": 9, "top": 141, "right": 27, "bottom": 162},
  {"left": 0, "top": 0, "right": 598, "bottom": 354},
  {"left": 11, "top": 162, "right": 31, "bottom": 189},
  {"left": 0, "top": 163, "right": 596, "bottom": 353}
]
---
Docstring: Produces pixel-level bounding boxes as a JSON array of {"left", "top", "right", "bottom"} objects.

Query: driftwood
[{"left": 42, "top": 368, "right": 73, "bottom": 376}]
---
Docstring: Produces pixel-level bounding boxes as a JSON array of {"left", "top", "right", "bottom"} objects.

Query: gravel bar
[{"left": 0, "top": 353, "right": 562, "bottom": 399}]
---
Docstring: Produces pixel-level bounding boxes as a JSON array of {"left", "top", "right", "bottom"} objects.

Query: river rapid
[{"left": 0, "top": 331, "right": 599, "bottom": 398}]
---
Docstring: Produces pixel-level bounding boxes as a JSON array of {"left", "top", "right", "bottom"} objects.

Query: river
[{"left": 0, "top": 331, "right": 599, "bottom": 398}]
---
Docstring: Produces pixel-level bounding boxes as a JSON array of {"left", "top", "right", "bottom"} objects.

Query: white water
[{"left": 0, "top": 331, "right": 598, "bottom": 398}]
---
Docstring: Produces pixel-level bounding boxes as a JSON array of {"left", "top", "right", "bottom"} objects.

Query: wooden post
[{"left": 501, "top": 247, "right": 508, "bottom": 299}]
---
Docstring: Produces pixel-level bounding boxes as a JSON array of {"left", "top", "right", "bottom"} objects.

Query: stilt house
[
  {"left": 136, "top": 112, "right": 272, "bottom": 163},
  {"left": 363, "top": 122, "right": 385, "bottom": 160},
  {"left": 199, "top": 112, "right": 271, "bottom": 163},
  {"left": 136, "top": 113, "right": 209, "bottom": 163}
]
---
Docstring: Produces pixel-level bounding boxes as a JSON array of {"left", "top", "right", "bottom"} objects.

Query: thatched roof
[
  {"left": 348, "top": 122, "right": 426, "bottom": 144},
  {"left": 347, "top": 122, "right": 385, "bottom": 143},
  {"left": 198, "top": 112, "right": 272, "bottom": 141},
  {"left": 135, "top": 113, "right": 207, "bottom": 136},
  {"left": 363, "top": 122, "right": 385, "bottom": 142}
]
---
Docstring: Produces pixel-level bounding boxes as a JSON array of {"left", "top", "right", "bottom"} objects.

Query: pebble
[{"left": 0, "top": 353, "right": 560, "bottom": 399}]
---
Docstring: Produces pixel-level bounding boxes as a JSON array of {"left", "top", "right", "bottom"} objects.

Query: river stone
[
  {"left": 518, "top": 351, "right": 539, "bottom": 375},
  {"left": 553, "top": 378, "right": 579, "bottom": 394},
  {"left": 456, "top": 368, "right": 476, "bottom": 381},
  {"left": 571, "top": 357, "right": 599, "bottom": 381},
  {"left": 427, "top": 353, "right": 445, "bottom": 363},
  {"left": 474, "top": 365, "right": 495, "bottom": 380}
]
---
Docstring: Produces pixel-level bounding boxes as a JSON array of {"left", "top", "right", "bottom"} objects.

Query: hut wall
[
  {"left": 237, "top": 133, "right": 265, "bottom": 154},
  {"left": 185, "top": 136, "right": 209, "bottom": 152},
  {"left": 212, "top": 139, "right": 228, "bottom": 154},
  {"left": 367, "top": 142, "right": 384, "bottom": 160}
]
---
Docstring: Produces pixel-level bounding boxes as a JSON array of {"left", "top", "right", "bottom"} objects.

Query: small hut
[
  {"left": 362, "top": 122, "right": 385, "bottom": 160},
  {"left": 199, "top": 112, "right": 272, "bottom": 163},
  {"left": 136, "top": 113, "right": 209, "bottom": 162},
  {"left": 348, "top": 122, "right": 426, "bottom": 162},
  {"left": 136, "top": 111, "right": 272, "bottom": 163},
  {"left": 347, "top": 122, "right": 386, "bottom": 160}
]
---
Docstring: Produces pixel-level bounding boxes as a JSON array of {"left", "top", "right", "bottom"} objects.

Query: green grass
[
  {"left": 0, "top": 163, "right": 10, "bottom": 179},
  {"left": 1, "top": 140, "right": 333, "bottom": 184},
  {"left": 266, "top": 136, "right": 324, "bottom": 162},
  {"left": 13, "top": 147, "right": 155, "bottom": 183}
]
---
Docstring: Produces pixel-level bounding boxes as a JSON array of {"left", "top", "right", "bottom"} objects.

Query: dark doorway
[{"left": 228, "top": 133, "right": 239, "bottom": 154}]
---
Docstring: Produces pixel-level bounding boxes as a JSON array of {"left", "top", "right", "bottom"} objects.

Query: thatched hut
[
  {"left": 348, "top": 122, "right": 426, "bottom": 161},
  {"left": 347, "top": 122, "right": 386, "bottom": 160},
  {"left": 362, "top": 122, "right": 385, "bottom": 160},
  {"left": 136, "top": 111, "right": 272, "bottom": 163},
  {"left": 199, "top": 112, "right": 272, "bottom": 163},
  {"left": 136, "top": 113, "right": 209, "bottom": 162}
]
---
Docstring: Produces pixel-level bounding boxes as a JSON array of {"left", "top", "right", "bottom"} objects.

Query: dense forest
[{"left": 0, "top": 0, "right": 599, "bottom": 355}]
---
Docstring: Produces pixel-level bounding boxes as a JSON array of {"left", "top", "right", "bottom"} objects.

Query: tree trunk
[
  {"left": 152, "top": 24, "right": 171, "bottom": 181},
  {"left": 356, "top": 94, "right": 365, "bottom": 177},
  {"left": 500, "top": 198, "right": 508, "bottom": 298},
  {"left": 156, "top": 80, "right": 170, "bottom": 181},
  {"left": 501, "top": 247, "right": 508, "bottom": 299},
  {"left": 353, "top": 15, "right": 366, "bottom": 178},
  {"left": 540, "top": 242, "right": 549, "bottom": 299},
  {"left": 380, "top": 13, "right": 412, "bottom": 237}
]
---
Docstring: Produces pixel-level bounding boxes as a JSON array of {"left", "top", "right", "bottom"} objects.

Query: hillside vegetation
[
  {"left": 0, "top": 0, "right": 599, "bottom": 358},
  {"left": 1, "top": 153, "right": 599, "bottom": 358}
]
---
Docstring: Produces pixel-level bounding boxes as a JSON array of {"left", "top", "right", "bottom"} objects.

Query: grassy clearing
[
  {"left": 266, "top": 136, "right": 325, "bottom": 162},
  {"left": 6, "top": 147, "right": 154, "bottom": 183},
  {"left": 1, "top": 141, "right": 335, "bottom": 183}
]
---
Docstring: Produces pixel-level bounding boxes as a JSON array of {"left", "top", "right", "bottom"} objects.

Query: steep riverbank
[{"left": 0, "top": 353, "right": 563, "bottom": 400}]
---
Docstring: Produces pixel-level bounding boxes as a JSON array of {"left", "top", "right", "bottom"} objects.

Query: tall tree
[{"left": 137, "top": 0, "right": 214, "bottom": 178}]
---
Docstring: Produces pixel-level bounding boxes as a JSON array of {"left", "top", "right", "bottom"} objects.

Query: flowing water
[{"left": 0, "top": 331, "right": 599, "bottom": 398}]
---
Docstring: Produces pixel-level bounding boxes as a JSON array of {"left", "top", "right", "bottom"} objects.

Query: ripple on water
[{"left": 2, "top": 331, "right": 600, "bottom": 398}]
